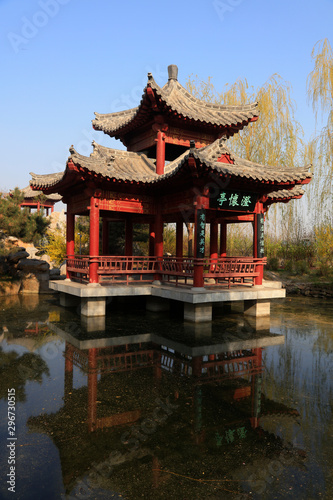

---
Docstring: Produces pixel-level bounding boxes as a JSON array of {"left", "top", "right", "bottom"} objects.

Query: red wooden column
[
  {"left": 102, "top": 219, "right": 109, "bottom": 255},
  {"left": 64, "top": 342, "right": 73, "bottom": 404},
  {"left": 154, "top": 206, "right": 163, "bottom": 280},
  {"left": 87, "top": 348, "right": 98, "bottom": 432},
  {"left": 220, "top": 221, "right": 227, "bottom": 257},
  {"left": 149, "top": 222, "right": 155, "bottom": 257},
  {"left": 125, "top": 218, "right": 133, "bottom": 256},
  {"left": 155, "top": 130, "right": 166, "bottom": 175},
  {"left": 193, "top": 194, "right": 205, "bottom": 288},
  {"left": 176, "top": 222, "right": 183, "bottom": 258},
  {"left": 253, "top": 202, "right": 264, "bottom": 285},
  {"left": 66, "top": 211, "right": 75, "bottom": 279},
  {"left": 89, "top": 196, "right": 100, "bottom": 284}
]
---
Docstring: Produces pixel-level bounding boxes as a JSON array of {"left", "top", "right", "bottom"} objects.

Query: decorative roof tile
[
  {"left": 30, "top": 138, "right": 312, "bottom": 195},
  {"left": 20, "top": 185, "right": 62, "bottom": 201},
  {"left": 92, "top": 67, "right": 259, "bottom": 137}
]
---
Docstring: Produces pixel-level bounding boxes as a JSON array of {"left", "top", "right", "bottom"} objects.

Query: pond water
[{"left": 0, "top": 294, "right": 332, "bottom": 499}]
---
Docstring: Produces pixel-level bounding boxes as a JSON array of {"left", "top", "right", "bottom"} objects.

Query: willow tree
[
  {"left": 186, "top": 74, "right": 306, "bottom": 241},
  {"left": 306, "top": 38, "right": 333, "bottom": 225}
]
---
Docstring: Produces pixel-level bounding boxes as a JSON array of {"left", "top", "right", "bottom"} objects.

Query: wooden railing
[{"left": 66, "top": 255, "right": 266, "bottom": 287}]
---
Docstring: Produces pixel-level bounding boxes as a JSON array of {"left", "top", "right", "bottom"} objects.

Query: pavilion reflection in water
[{"left": 28, "top": 324, "right": 306, "bottom": 499}]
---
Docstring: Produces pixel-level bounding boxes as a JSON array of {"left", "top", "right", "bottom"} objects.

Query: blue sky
[{"left": 1, "top": 0, "right": 332, "bottom": 192}]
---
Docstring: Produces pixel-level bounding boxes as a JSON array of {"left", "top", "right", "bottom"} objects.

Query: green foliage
[
  {"left": 314, "top": 222, "right": 333, "bottom": 267},
  {"left": 0, "top": 188, "right": 49, "bottom": 243},
  {"left": 267, "top": 257, "right": 279, "bottom": 271},
  {"left": 42, "top": 225, "right": 66, "bottom": 266},
  {"left": 284, "top": 260, "right": 294, "bottom": 273},
  {"left": 306, "top": 38, "right": 333, "bottom": 225},
  {"left": 163, "top": 224, "right": 176, "bottom": 255},
  {"left": 227, "top": 224, "right": 252, "bottom": 256},
  {"left": 295, "top": 260, "right": 309, "bottom": 275}
]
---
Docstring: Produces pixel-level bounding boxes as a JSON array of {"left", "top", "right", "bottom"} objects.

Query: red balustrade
[{"left": 65, "top": 255, "right": 266, "bottom": 287}]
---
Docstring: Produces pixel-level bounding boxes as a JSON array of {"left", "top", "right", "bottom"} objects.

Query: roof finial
[{"left": 168, "top": 65, "right": 178, "bottom": 81}]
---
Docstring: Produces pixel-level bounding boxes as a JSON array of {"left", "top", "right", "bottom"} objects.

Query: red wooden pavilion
[
  {"left": 30, "top": 65, "right": 311, "bottom": 290},
  {"left": 18, "top": 185, "right": 61, "bottom": 216}
]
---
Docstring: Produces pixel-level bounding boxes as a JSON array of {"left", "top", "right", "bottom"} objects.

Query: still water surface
[{"left": 0, "top": 294, "right": 332, "bottom": 499}]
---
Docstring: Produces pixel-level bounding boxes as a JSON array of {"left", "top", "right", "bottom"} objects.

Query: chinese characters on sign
[
  {"left": 210, "top": 189, "right": 258, "bottom": 212},
  {"left": 196, "top": 208, "right": 206, "bottom": 258},
  {"left": 215, "top": 426, "right": 248, "bottom": 447},
  {"left": 257, "top": 213, "right": 265, "bottom": 258}
]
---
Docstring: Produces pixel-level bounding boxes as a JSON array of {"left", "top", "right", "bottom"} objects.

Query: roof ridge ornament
[{"left": 168, "top": 64, "right": 178, "bottom": 81}]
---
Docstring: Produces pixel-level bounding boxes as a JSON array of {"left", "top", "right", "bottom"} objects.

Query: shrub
[
  {"left": 284, "top": 260, "right": 294, "bottom": 273},
  {"left": 295, "top": 260, "right": 309, "bottom": 275},
  {"left": 267, "top": 257, "right": 279, "bottom": 271}
]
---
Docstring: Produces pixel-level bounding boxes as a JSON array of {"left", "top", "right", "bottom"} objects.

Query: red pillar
[
  {"left": 64, "top": 342, "right": 73, "bottom": 404},
  {"left": 193, "top": 197, "right": 204, "bottom": 288},
  {"left": 253, "top": 203, "right": 264, "bottom": 285},
  {"left": 210, "top": 219, "right": 218, "bottom": 259},
  {"left": 155, "top": 130, "right": 166, "bottom": 175},
  {"left": 51, "top": 205, "right": 54, "bottom": 214},
  {"left": 154, "top": 207, "right": 163, "bottom": 280},
  {"left": 66, "top": 212, "right": 75, "bottom": 279},
  {"left": 125, "top": 218, "right": 133, "bottom": 256},
  {"left": 176, "top": 222, "right": 183, "bottom": 258},
  {"left": 102, "top": 219, "right": 109, "bottom": 255},
  {"left": 88, "top": 348, "right": 98, "bottom": 432},
  {"left": 220, "top": 221, "right": 227, "bottom": 257},
  {"left": 149, "top": 223, "right": 155, "bottom": 257},
  {"left": 89, "top": 196, "right": 100, "bottom": 284}
]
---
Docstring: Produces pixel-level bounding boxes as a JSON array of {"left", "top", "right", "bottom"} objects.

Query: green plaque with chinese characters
[
  {"left": 257, "top": 213, "right": 265, "bottom": 258},
  {"left": 210, "top": 189, "right": 258, "bottom": 211},
  {"left": 196, "top": 208, "right": 206, "bottom": 258}
]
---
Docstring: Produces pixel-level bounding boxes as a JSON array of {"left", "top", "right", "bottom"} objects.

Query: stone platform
[{"left": 49, "top": 279, "right": 285, "bottom": 323}]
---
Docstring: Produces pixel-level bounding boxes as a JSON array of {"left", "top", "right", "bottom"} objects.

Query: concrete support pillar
[
  {"left": 184, "top": 303, "right": 212, "bottom": 323},
  {"left": 81, "top": 297, "right": 106, "bottom": 317},
  {"left": 59, "top": 292, "right": 80, "bottom": 308},
  {"left": 102, "top": 219, "right": 109, "bottom": 255},
  {"left": 81, "top": 315, "right": 106, "bottom": 332},
  {"left": 66, "top": 212, "right": 75, "bottom": 279},
  {"left": 176, "top": 222, "right": 183, "bottom": 258},
  {"left": 89, "top": 196, "right": 100, "bottom": 284},
  {"left": 244, "top": 299, "right": 270, "bottom": 317}
]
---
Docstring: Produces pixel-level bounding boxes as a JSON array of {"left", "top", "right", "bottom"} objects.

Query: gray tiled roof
[
  {"left": 30, "top": 138, "right": 311, "bottom": 191},
  {"left": 20, "top": 185, "right": 62, "bottom": 201},
  {"left": 92, "top": 69, "right": 259, "bottom": 136},
  {"left": 267, "top": 185, "right": 305, "bottom": 201},
  {"left": 195, "top": 139, "right": 312, "bottom": 184}
]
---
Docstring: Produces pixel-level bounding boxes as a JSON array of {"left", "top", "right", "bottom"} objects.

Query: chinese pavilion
[
  {"left": 18, "top": 185, "right": 61, "bottom": 215},
  {"left": 29, "top": 65, "right": 311, "bottom": 321}
]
